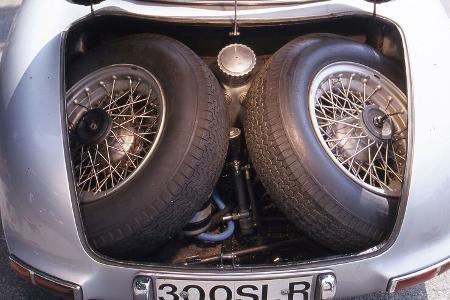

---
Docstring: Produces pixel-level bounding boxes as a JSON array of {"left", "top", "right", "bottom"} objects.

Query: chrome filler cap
[{"left": 218, "top": 44, "right": 256, "bottom": 78}]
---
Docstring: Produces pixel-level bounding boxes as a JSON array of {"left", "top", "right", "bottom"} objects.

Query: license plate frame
[{"left": 156, "top": 275, "right": 314, "bottom": 300}]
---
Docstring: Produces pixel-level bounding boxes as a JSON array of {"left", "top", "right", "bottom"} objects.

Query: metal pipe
[
  {"left": 222, "top": 211, "right": 250, "bottom": 222},
  {"left": 228, "top": 128, "right": 253, "bottom": 235},
  {"left": 231, "top": 160, "right": 254, "bottom": 235},
  {"left": 243, "top": 165, "right": 263, "bottom": 234},
  {"left": 186, "top": 239, "right": 303, "bottom": 265}
]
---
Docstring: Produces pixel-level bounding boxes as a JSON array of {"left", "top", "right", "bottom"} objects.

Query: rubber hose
[{"left": 197, "top": 190, "right": 235, "bottom": 242}]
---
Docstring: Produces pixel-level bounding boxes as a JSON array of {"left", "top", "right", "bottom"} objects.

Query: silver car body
[{"left": 0, "top": 0, "right": 449, "bottom": 299}]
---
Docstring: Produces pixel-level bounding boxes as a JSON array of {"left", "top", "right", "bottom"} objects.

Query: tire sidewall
[{"left": 69, "top": 35, "right": 212, "bottom": 238}]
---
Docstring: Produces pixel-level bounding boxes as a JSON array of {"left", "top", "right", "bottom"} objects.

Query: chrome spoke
[
  {"left": 112, "top": 121, "right": 153, "bottom": 144},
  {"left": 110, "top": 130, "right": 138, "bottom": 168},
  {"left": 362, "top": 142, "right": 383, "bottom": 182},
  {"left": 328, "top": 127, "right": 355, "bottom": 151},
  {"left": 106, "top": 96, "right": 150, "bottom": 113},
  {"left": 341, "top": 140, "right": 376, "bottom": 165},
  {"left": 87, "top": 148, "right": 100, "bottom": 191},
  {"left": 325, "top": 134, "right": 367, "bottom": 143},
  {"left": 318, "top": 118, "right": 362, "bottom": 129}
]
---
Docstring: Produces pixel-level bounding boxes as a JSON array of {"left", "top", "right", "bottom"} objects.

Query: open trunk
[{"left": 64, "top": 13, "right": 408, "bottom": 268}]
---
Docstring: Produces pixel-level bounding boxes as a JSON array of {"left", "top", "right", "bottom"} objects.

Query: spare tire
[
  {"left": 66, "top": 34, "right": 229, "bottom": 258},
  {"left": 244, "top": 34, "right": 407, "bottom": 252}
]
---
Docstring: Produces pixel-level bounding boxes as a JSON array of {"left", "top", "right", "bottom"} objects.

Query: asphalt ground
[{"left": 0, "top": 0, "right": 449, "bottom": 299}]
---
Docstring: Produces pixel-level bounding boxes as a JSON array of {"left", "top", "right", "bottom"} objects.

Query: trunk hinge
[
  {"left": 71, "top": 0, "right": 104, "bottom": 5},
  {"left": 366, "top": 1, "right": 384, "bottom": 52},
  {"left": 230, "top": 0, "right": 240, "bottom": 37},
  {"left": 86, "top": 1, "right": 104, "bottom": 46},
  {"left": 372, "top": 1, "right": 378, "bottom": 18},
  {"left": 89, "top": 1, "right": 95, "bottom": 18}
]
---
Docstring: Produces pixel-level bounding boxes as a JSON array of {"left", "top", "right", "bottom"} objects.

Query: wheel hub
[
  {"left": 76, "top": 108, "right": 112, "bottom": 146},
  {"left": 360, "top": 104, "right": 393, "bottom": 142}
]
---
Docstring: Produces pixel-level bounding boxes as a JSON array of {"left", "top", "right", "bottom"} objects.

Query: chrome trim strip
[{"left": 126, "top": 0, "right": 329, "bottom": 6}]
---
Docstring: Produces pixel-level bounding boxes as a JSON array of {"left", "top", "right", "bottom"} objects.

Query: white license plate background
[{"left": 156, "top": 276, "right": 313, "bottom": 300}]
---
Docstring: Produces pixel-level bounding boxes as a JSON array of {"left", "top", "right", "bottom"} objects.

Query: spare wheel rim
[
  {"left": 66, "top": 64, "right": 166, "bottom": 203},
  {"left": 309, "top": 62, "right": 407, "bottom": 197}
]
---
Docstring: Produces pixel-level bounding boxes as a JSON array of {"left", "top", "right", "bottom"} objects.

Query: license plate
[{"left": 156, "top": 276, "right": 313, "bottom": 300}]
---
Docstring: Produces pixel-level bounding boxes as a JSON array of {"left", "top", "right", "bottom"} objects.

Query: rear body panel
[{"left": 0, "top": 0, "right": 449, "bottom": 299}]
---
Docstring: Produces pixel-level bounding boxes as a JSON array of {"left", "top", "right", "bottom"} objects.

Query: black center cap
[
  {"left": 360, "top": 104, "right": 393, "bottom": 142},
  {"left": 76, "top": 108, "right": 112, "bottom": 145}
]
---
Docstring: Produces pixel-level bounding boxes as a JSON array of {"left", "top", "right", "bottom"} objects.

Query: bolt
[
  {"left": 88, "top": 121, "right": 98, "bottom": 131},
  {"left": 239, "top": 92, "right": 247, "bottom": 104},
  {"left": 373, "top": 115, "right": 389, "bottom": 128},
  {"left": 229, "top": 127, "right": 241, "bottom": 139},
  {"left": 180, "top": 291, "right": 189, "bottom": 299},
  {"left": 135, "top": 282, "right": 146, "bottom": 290},
  {"left": 135, "top": 278, "right": 150, "bottom": 291},
  {"left": 281, "top": 289, "right": 290, "bottom": 295}
]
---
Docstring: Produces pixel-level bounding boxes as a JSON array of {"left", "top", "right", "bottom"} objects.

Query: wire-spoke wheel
[
  {"left": 309, "top": 62, "right": 407, "bottom": 197},
  {"left": 67, "top": 65, "right": 166, "bottom": 203},
  {"left": 244, "top": 35, "right": 407, "bottom": 251},
  {"left": 66, "top": 34, "right": 228, "bottom": 258}
]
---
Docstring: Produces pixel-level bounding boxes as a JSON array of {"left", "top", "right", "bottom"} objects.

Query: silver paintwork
[
  {"left": 0, "top": 0, "right": 449, "bottom": 299},
  {"left": 318, "top": 274, "right": 337, "bottom": 299}
]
